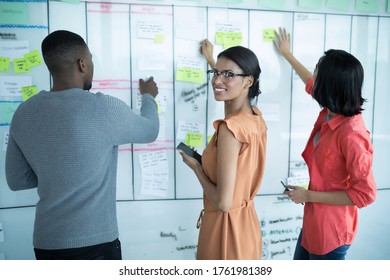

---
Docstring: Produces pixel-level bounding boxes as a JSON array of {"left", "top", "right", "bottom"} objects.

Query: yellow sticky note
[
  {"left": 0, "top": 57, "right": 10, "bottom": 72},
  {"left": 263, "top": 28, "right": 276, "bottom": 42},
  {"left": 176, "top": 68, "right": 205, "bottom": 84},
  {"left": 185, "top": 132, "right": 203, "bottom": 147},
  {"left": 215, "top": 32, "right": 225, "bottom": 45},
  {"left": 223, "top": 32, "right": 242, "bottom": 47},
  {"left": 24, "top": 50, "right": 43, "bottom": 68},
  {"left": 216, "top": 31, "right": 242, "bottom": 48},
  {"left": 154, "top": 34, "right": 165, "bottom": 43},
  {"left": 21, "top": 85, "right": 38, "bottom": 101},
  {"left": 13, "top": 58, "right": 29, "bottom": 73}
]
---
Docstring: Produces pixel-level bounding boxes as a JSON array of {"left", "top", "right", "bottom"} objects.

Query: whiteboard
[
  {"left": 372, "top": 17, "right": 390, "bottom": 190},
  {"left": 249, "top": 10, "right": 293, "bottom": 195},
  {"left": 87, "top": 2, "right": 134, "bottom": 200},
  {"left": 1, "top": 0, "right": 390, "bottom": 260},
  {"left": 1, "top": 190, "right": 389, "bottom": 260},
  {"left": 173, "top": 6, "right": 207, "bottom": 199}
]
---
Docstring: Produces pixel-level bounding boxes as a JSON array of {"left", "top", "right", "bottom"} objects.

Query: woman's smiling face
[{"left": 212, "top": 57, "right": 249, "bottom": 102}]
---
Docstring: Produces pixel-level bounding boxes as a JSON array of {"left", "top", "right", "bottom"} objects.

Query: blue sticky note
[
  {"left": 298, "top": 0, "right": 322, "bottom": 9},
  {"left": 0, "top": 2, "right": 29, "bottom": 25},
  {"left": 355, "top": 0, "right": 378, "bottom": 12},
  {"left": 259, "top": 0, "right": 285, "bottom": 9},
  {"left": 326, "top": 0, "right": 351, "bottom": 11}
]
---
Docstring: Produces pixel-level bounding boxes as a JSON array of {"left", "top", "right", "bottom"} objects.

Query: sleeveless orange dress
[{"left": 196, "top": 106, "right": 267, "bottom": 260}]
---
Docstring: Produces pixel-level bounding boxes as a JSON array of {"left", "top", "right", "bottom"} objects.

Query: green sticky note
[
  {"left": 355, "top": 0, "right": 378, "bottom": 12},
  {"left": 13, "top": 58, "right": 29, "bottom": 73},
  {"left": 176, "top": 68, "right": 205, "bottom": 84},
  {"left": 0, "top": 102, "right": 20, "bottom": 124},
  {"left": 0, "top": 2, "right": 29, "bottom": 25},
  {"left": 0, "top": 57, "right": 10, "bottom": 72},
  {"left": 21, "top": 85, "right": 38, "bottom": 101},
  {"left": 259, "top": 0, "right": 285, "bottom": 9},
  {"left": 326, "top": 0, "right": 351, "bottom": 11},
  {"left": 388, "top": 0, "right": 390, "bottom": 12},
  {"left": 24, "top": 50, "right": 43, "bottom": 68},
  {"left": 207, "top": 135, "right": 213, "bottom": 144},
  {"left": 263, "top": 28, "right": 276, "bottom": 42},
  {"left": 185, "top": 132, "right": 203, "bottom": 147},
  {"left": 298, "top": 0, "right": 322, "bottom": 9}
]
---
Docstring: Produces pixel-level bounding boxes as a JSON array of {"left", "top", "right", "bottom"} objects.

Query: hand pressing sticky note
[
  {"left": 21, "top": 85, "right": 38, "bottom": 101},
  {"left": 0, "top": 57, "right": 10, "bottom": 72},
  {"left": 13, "top": 58, "right": 29, "bottom": 74},
  {"left": 24, "top": 50, "right": 43, "bottom": 68},
  {"left": 185, "top": 132, "right": 203, "bottom": 147},
  {"left": 263, "top": 28, "right": 276, "bottom": 42}
]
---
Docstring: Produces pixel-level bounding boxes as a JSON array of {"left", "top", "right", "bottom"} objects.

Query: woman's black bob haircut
[
  {"left": 313, "top": 49, "right": 366, "bottom": 117},
  {"left": 217, "top": 46, "right": 261, "bottom": 100}
]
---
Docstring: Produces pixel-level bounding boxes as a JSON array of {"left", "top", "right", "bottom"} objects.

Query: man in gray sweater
[{"left": 5, "top": 30, "right": 159, "bottom": 259}]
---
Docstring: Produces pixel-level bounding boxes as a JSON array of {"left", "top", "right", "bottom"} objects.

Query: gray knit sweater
[{"left": 5, "top": 88, "right": 159, "bottom": 249}]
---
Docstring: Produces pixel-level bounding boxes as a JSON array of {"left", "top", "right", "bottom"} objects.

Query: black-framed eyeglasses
[{"left": 206, "top": 69, "right": 249, "bottom": 79}]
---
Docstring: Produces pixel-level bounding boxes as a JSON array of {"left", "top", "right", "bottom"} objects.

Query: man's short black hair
[{"left": 41, "top": 30, "right": 87, "bottom": 74}]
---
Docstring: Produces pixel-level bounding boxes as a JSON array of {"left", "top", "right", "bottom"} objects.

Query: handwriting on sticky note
[
  {"left": 176, "top": 68, "right": 205, "bottom": 84},
  {"left": 21, "top": 85, "right": 38, "bottom": 101},
  {"left": 185, "top": 132, "right": 203, "bottom": 147},
  {"left": 24, "top": 50, "right": 43, "bottom": 68},
  {"left": 263, "top": 28, "right": 276, "bottom": 42},
  {"left": 0, "top": 2, "right": 29, "bottom": 25},
  {"left": 13, "top": 58, "right": 29, "bottom": 74},
  {"left": 215, "top": 31, "right": 242, "bottom": 48}
]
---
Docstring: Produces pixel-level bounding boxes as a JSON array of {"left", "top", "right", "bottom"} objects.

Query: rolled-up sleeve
[{"left": 343, "top": 129, "right": 376, "bottom": 208}]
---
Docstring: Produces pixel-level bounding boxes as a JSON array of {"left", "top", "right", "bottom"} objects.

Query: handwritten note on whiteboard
[{"left": 139, "top": 151, "right": 169, "bottom": 197}]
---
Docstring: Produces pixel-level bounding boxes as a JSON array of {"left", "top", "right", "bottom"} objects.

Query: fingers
[{"left": 140, "top": 76, "right": 155, "bottom": 84}]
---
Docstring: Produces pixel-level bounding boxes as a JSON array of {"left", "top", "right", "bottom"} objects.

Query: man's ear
[{"left": 78, "top": 58, "right": 86, "bottom": 73}]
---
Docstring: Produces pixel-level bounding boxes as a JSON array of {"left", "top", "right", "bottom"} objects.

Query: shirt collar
[{"left": 320, "top": 109, "right": 349, "bottom": 130}]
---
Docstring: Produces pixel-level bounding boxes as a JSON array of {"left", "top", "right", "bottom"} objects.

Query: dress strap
[{"left": 196, "top": 200, "right": 254, "bottom": 229}]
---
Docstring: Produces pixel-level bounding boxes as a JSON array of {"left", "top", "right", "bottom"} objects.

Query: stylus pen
[{"left": 281, "top": 181, "right": 304, "bottom": 205}]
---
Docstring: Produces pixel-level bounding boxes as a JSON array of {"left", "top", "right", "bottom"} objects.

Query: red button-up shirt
[{"left": 300, "top": 79, "right": 376, "bottom": 255}]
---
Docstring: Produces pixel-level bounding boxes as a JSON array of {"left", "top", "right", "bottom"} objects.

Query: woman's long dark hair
[{"left": 313, "top": 49, "right": 365, "bottom": 116}]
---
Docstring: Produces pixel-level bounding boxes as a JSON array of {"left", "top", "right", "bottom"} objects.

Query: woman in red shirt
[{"left": 274, "top": 28, "right": 376, "bottom": 260}]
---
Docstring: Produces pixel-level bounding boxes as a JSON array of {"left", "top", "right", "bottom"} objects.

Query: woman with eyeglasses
[
  {"left": 273, "top": 28, "right": 376, "bottom": 260},
  {"left": 178, "top": 39, "right": 267, "bottom": 259}
]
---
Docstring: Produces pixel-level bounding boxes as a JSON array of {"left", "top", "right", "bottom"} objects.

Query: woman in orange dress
[{"left": 178, "top": 39, "right": 267, "bottom": 259}]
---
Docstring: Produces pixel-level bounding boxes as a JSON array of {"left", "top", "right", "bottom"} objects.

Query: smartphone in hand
[{"left": 177, "top": 142, "right": 202, "bottom": 165}]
